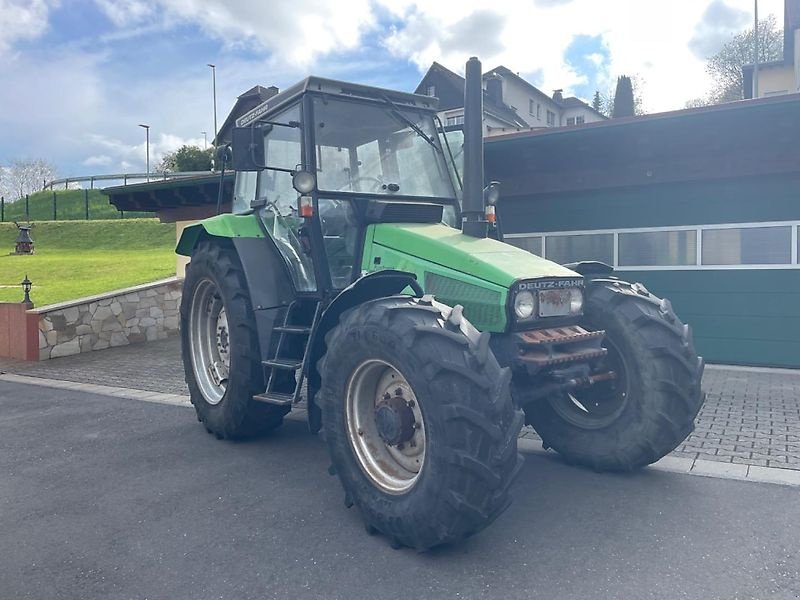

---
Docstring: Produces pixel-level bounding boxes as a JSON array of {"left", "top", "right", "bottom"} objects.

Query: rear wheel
[
  {"left": 524, "top": 280, "right": 705, "bottom": 471},
  {"left": 319, "top": 296, "right": 524, "bottom": 550},
  {"left": 181, "top": 240, "right": 288, "bottom": 439}
]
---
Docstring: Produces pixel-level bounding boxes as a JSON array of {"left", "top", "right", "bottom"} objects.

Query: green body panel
[
  {"left": 624, "top": 269, "right": 800, "bottom": 368},
  {"left": 176, "top": 214, "right": 264, "bottom": 256},
  {"left": 362, "top": 223, "right": 580, "bottom": 332}
]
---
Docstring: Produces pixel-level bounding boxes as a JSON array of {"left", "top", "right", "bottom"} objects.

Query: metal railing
[{"left": 43, "top": 170, "right": 216, "bottom": 190}]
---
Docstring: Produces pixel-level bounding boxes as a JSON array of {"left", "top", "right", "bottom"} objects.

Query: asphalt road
[{"left": 1, "top": 381, "right": 799, "bottom": 600}]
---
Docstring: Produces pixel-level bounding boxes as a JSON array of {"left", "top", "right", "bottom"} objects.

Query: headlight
[
  {"left": 514, "top": 291, "right": 535, "bottom": 319},
  {"left": 569, "top": 288, "right": 583, "bottom": 314}
]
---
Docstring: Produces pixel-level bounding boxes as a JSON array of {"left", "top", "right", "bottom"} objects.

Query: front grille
[{"left": 424, "top": 272, "right": 505, "bottom": 331}]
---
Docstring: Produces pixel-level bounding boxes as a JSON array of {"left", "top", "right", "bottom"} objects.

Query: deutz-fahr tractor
[{"left": 176, "top": 57, "right": 704, "bottom": 550}]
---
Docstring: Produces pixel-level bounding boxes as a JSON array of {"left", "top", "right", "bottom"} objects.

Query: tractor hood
[{"left": 370, "top": 223, "right": 579, "bottom": 287}]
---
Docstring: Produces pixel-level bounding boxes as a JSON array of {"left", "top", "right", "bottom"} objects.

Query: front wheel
[
  {"left": 319, "top": 296, "right": 523, "bottom": 550},
  {"left": 524, "top": 280, "right": 705, "bottom": 471}
]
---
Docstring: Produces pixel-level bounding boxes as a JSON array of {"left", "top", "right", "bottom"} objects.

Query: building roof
[
  {"left": 414, "top": 62, "right": 529, "bottom": 127},
  {"left": 485, "top": 92, "right": 800, "bottom": 196},
  {"left": 485, "top": 65, "right": 607, "bottom": 119}
]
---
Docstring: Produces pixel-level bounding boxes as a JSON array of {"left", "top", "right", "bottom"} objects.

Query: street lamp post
[
  {"left": 201, "top": 131, "right": 208, "bottom": 150},
  {"left": 138, "top": 123, "right": 150, "bottom": 182},
  {"left": 753, "top": 0, "right": 760, "bottom": 98},
  {"left": 207, "top": 63, "right": 218, "bottom": 147}
]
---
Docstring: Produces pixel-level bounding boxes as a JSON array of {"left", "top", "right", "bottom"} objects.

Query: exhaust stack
[{"left": 461, "top": 56, "right": 487, "bottom": 239}]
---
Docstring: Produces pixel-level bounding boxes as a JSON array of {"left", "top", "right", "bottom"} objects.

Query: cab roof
[{"left": 236, "top": 76, "right": 440, "bottom": 127}]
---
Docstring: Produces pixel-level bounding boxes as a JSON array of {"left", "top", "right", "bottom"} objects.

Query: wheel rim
[
  {"left": 548, "top": 336, "right": 630, "bottom": 430},
  {"left": 189, "top": 278, "right": 230, "bottom": 406},
  {"left": 345, "top": 360, "right": 426, "bottom": 495}
]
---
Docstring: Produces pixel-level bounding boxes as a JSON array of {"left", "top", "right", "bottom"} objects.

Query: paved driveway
[
  {"left": 2, "top": 381, "right": 799, "bottom": 600},
  {"left": 2, "top": 338, "right": 799, "bottom": 473}
]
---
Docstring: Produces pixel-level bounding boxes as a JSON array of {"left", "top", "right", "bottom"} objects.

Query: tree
[
  {"left": 601, "top": 75, "right": 645, "bottom": 118},
  {"left": 159, "top": 145, "right": 213, "bottom": 172},
  {"left": 0, "top": 159, "right": 57, "bottom": 201},
  {"left": 612, "top": 76, "right": 635, "bottom": 118},
  {"left": 705, "top": 14, "right": 783, "bottom": 103},
  {"left": 684, "top": 97, "right": 712, "bottom": 109},
  {"left": 591, "top": 90, "right": 603, "bottom": 113}
]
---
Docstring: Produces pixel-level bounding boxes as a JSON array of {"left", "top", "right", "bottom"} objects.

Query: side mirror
[{"left": 230, "top": 126, "right": 271, "bottom": 171}]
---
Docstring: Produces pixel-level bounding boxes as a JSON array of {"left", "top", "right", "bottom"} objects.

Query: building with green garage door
[{"left": 484, "top": 93, "right": 800, "bottom": 368}]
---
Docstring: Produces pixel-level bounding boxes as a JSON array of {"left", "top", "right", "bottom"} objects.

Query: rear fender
[{"left": 176, "top": 214, "right": 265, "bottom": 256}]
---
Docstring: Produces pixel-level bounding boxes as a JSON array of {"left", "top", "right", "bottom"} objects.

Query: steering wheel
[{"left": 348, "top": 176, "right": 383, "bottom": 193}]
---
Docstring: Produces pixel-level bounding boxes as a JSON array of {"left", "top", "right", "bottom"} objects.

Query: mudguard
[
  {"left": 175, "top": 214, "right": 265, "bottom": 256},
  {"left": 305, "top": 269, "right": 423, "bottom": 433}
]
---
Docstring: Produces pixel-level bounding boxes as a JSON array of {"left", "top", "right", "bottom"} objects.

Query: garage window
[
  {"left": 619, "top": 230, "right": 696, "bottom": 266},
  {"left": 506, "top": 235, "right": 542, "bottom": 256},
  {"left": 702, "top": 226, "right": 792, "bottom": 265},
  {"left": 545, "top": 233, "right": 614, "bottom": 265}
]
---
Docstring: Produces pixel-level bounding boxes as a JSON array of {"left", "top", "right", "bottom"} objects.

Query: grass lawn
[{"left": 0, "top": 220, "right": 177, "bottom": 306}]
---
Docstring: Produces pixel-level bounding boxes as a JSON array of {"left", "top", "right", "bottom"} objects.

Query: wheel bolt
[
  {"left": 383, "top": 392, "right": 391, "bottom": 400},
  {"left": 395, "top": 388, "right": 403, "bottom": 396},
  {"left": 357, "top": 429, "right": 364, "bottom": 436},
  {"left": 407, "top": 399, "right": 415, "bottom": 408}
]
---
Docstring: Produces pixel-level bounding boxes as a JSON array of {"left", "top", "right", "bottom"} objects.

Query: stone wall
[{"left": 35, "top": 278, "right": 182, "bottom": 360}]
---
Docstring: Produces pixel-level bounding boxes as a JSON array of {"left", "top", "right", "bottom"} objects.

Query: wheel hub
[
  {"left": 375, "top": 394, "right": 416, "bottom": 447},
  {"left": 345, "top": 360, "right": 426, "bottom": 494}
]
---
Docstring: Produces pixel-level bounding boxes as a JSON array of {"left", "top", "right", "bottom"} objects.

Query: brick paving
[{"left": 2, "top": 339, "right": 799, "bottom": 471}]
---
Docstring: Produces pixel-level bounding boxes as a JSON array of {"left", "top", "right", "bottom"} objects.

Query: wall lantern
[{"left": 21, "top": 274, "right": 32, "bottom": 305}]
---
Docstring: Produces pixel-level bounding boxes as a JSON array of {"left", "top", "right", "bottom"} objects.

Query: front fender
[{"left": 305, "top": 270, "right": 422, "bottom": 433}]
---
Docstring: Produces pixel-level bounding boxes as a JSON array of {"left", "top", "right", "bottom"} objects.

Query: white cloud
[
  {"left": 0, "top": 0, "right": 55, "bottom": 51},
  {"left": 82, "top": 155, "right": 113, "bottom": 167},
  {"left": 380, "top": 0, "right": 785, "bottom": 112},
  {"left": 93, "top": 0, "right": 377, "bottom": 67},
  {"left": 93, "top": 0, "right": 153, "bottom": 26}
]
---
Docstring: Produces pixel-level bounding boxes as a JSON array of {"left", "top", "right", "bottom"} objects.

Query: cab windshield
[{"left": 313, "top": 97, "right": 456, "bottom": 200}]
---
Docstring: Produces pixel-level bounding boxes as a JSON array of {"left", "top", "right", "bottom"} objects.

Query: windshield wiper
[{"left": 380, "top": 95, "right": 442, "bottom": 154}]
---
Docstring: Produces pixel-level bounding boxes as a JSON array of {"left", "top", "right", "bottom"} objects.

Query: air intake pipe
[{"left": 461, "top": 56, "right": 487, "bottom": 238}]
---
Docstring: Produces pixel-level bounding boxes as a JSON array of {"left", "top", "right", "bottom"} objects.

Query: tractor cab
[{"left": 228, "top": 78, "right": 461, "bottom": 294}]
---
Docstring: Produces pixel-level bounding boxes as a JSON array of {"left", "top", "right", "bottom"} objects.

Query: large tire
[
  {"left": 524, "top": 279, "right": 704, "bottom": 471},
  {"left": 319, "top": 295, "right": 524, "bottom": 551},
  {"left": 181, "top": 240, "right": 289, "bottom": 439}
]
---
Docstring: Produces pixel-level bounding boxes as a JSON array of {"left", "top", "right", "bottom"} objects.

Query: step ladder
[{"left": 253, "top": 302, "right": 319, "bottom": 406}]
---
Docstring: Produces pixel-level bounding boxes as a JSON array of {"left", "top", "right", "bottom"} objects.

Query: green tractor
[{"left": 176, "top": 57, "right": 704, "bottom": 550}]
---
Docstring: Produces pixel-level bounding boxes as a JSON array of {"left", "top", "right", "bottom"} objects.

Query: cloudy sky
[{"left": 0, "top": 0, "right": 784, "bottom": 180}]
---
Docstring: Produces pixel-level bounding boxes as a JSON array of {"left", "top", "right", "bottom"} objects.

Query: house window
[
  {"left": 546, "top": 110, "right": 556, "bottom": 126},
  {"left": 619, "top": 230, "right": 696, "bottom": 266},
  {"left": 544, "top": 233, "right": 614, "bottom": 265},
  {"left": 566, "top": 117, "right": 575, "bottom": 126},
  {"left": 537, "top": 104, "right": 541, "bottom": 119},
  {"left": 446, "top": 115, "right": 464, "bottom": 126},
  {"left": 702, "top": 226, "right": 792, "bottom": 265},
  {"left": 426, "top": 85, "right": 436, "bottom": 97},
  {"left": 529, "top": 99, "right": 535, "bottom": 115},
  {"left": 506, "top": 236, "right": 543, "bottom": 256},
  {"left": 576, "top": 116, "right": 585, "bottom": 125}
]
